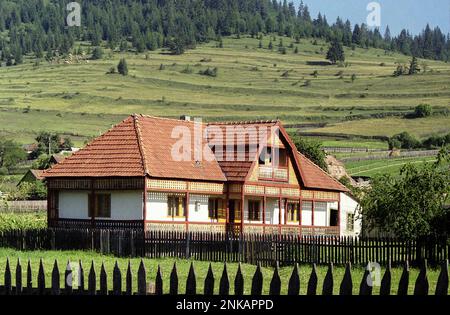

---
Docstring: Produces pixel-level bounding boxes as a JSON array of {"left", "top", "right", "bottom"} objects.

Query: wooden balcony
[{"left": 258, "top": 166, "right": 288, "bottom": 181}]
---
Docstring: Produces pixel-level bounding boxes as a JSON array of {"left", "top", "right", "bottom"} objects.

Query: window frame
[
  {"left": 88, "top": 193, "right": 111, "bottom": 218},
  {"left": 346, "top": 213, "right": 355, "bottom": 232},
  {"left": 167, "top": 195, "right": 186, "bottom": 218},
  {"left": 287, "top": 201, "right": 300, "bottom": 223},
  {"left": 248, "top": 200, "right": 261, "bottom": 221}
]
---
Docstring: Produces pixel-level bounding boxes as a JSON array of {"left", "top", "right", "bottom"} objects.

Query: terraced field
[
  {"left": 0, "top": 35, "right": 449, "bottom": 146},
  {"left": 345, "top": 156, "right": 438, "bottom": 177}
]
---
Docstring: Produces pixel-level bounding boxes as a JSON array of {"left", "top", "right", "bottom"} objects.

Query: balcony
[{"left": 258, "top": 166, "right": 288, "bottom": 181}]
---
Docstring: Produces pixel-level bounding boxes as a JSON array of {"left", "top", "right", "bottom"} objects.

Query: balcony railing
[{"left": 258, "top": 166, "right": 288, "bottom": 181}]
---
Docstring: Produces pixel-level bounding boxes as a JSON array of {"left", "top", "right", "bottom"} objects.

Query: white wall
[
  {"left": 58, "top": 190, "right": 143, "bottom": 220},
  {"left": 314, "top": 202, "right": 327, "bottom": 226},
  {"left": 188, "top": 194, "right": 211, "bottom": 222},
  {"left": 340, "top": 192, "right": 361, "bottom": 236},
  {"left": 59, "top": 191, "right": 89, "bottom": 220}
]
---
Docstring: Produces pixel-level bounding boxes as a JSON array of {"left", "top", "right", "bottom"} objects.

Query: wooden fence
[
  {"left": 0, "top": 229, "right": 448, "bottom": 267},
  {"left": 0, "top": 258, "right": 448, "bottom": 295},
  {"left": 0, "top": 200, "right": 47, "bottom": 213}
]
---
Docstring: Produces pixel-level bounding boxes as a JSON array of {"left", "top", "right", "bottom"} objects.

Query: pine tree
[
  {"left": 408, "top": 56, "right": 420, "bottom": 75},
  {"left": 326, "top": 40, "right": 345, "bottom": 64},
  {"left": 117, "top": 58, "right": 128, "bottom": 76}
]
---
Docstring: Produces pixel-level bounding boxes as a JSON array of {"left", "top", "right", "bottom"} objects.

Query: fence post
[
  {"left": 4, "top": 258, "right": 11, "bottom": 295},
  {"left": 251, "top": 263, "right": 263, "bottom": 295},
  {"left": 380, "top": 260, "right": 392, "bottom": 296},
  {"left": 339, "top": 262, "right": 352, "bottom": 295},
  {"left": 435, "top": 259, "right": 448, "bottom": 296},
  {"left": 137, "top": 260, "right": 146, "bottom": 295},
  {"left": 15, "top": 258, "right": 22, "bottom": 295},
  {"left": 234, "top": 263, "right": 244, "bottom": 295},
  {"left": 100, "top": 262, "right": 107, "bottom": 295},
  {"left": 322, "top": 262, "right": 333, "bottom": 296},
  {"left": 112, "top": 261, "right": 122, "bottom": 295},
  {"left": 414, "top": 259, "right": 429, "bottom": 296},
  {"left": 170, "top": 262, "right": 178, "bottom": 295},
  {"left": 155, "top": 265, "right": 163, "bottom": 295},
  {"left": 359, "top": 262, "right": 373, "bottom": 295},
  {"left": 38, "top": 259, "right": 45, "bottom": 295},
  {"left": 65, "top": 261, "right": 73, "bottom": 295},
  {"left": 78, "top": 260, "right": 85, "bottom": 293},
  {"left": 51, "top": 260, "right": 60, "bottom": 295},
  {"left": 186, "top": 262, "right": 196, "bottom": 295},
  {"left": 306, "top": 263, "right": 318, "bottom": 296},
  {"left": 26, "top": 259, "right": 32, "bottom": 294},
  {"left": 397, "top": 261, "right": 409, "bottom": 296},
  {"left": 287, "top": 263, "right": 300, "bottom": 296},
  {"left": 88, "top": 261, "right": 96, "bottom": 295},
  {"left": 126, "top": 261, "right": 132, "bottom": 295},
  {"left": 269, "top": 262, "right": 281, "bottom": 295},
  {"left": 204, "top": 263, "right": 215, "bottom": 295},
  {"left": 219, "top": 263, "right": 230, "bottom": 296}
]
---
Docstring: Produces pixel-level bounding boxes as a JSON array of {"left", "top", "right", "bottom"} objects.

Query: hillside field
[{"left": 0, "top": 35, "right": 449, "bottom": 147}]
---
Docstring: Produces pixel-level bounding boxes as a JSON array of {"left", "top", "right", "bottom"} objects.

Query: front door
[{"left": 228, "top": 200, "right": 235, "bottom": 223}]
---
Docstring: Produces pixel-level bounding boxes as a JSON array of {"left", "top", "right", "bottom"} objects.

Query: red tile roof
[
  {"left": 44, "top": 115, "right": 226, "bottom": 181},
  {"left": 44, "top": 116, "right": 145, "bottom": 177},
  {"left": 296, "top": 152, "right": 349, "bottom": 192},
  {"left": 44, "top": 114, "right": 349, "bottom": 192}
]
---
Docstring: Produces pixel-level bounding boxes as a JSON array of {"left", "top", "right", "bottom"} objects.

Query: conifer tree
[{"left": 117, "top": 58, "right": 128, "bottom": 76}]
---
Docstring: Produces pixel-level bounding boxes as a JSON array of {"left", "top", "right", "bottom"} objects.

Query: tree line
[{"left": 0, "top": 0, "right": 449, "bottom": 65}]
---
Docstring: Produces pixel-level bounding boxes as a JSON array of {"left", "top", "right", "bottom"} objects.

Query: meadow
[
  {"left": 0, "top": 35, "right": 449, "bottom": 146},
  {"left": 0, "top": 248, "right": 446, "bottom": 295},
  {"left": 345, "top": 156, "right": 438, "bottom": 177}
]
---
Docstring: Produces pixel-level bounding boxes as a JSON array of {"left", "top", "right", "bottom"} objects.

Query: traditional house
[{"left": 43, "top": 115, "right": 361, "bottom": 236}]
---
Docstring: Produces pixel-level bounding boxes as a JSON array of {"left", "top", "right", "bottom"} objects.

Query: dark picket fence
[
  {"left": 0, "top": 228, "right": 449, "bottom": 267},
  {"left": 0, "top": 258, "right": 448, "bottom": 295}
]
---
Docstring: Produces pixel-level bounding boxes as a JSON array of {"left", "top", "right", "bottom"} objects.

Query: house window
[
  {"left": 208, "top": 198, "right": 225, "bottom": 220},
  {"left": 259, "top": 147, "right": 272, "bottom": 165},
  {"left": 168, "top": 195, "right": 186, "bottom": 218},
  {"left": 287, "top": 202, "right": 300, "bottom": 222},
  {"left": 89, "top": 193, "right": 111, "bottom": 218},
  {"left": 248, "top": 200, "right": 260, "bottom": 221},
  {"left": 347, "top": 213, "right": 355, "bottom": 232}
]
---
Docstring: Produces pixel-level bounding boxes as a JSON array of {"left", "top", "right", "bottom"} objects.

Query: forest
[{"left": 0, "top": 0, "right": 449, "bottom": 65}]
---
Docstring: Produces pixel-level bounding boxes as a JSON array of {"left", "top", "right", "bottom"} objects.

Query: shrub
[
  {"left": 414, "top": 104, "right": 432, "bottom": 118},
  {"left": 199, "top": 67, "right": 218, "bottom": 77},
  {"left": 388, "top": 132, "right": 421, "bottom": 149},
  {"left": 91, "top": 47, "right": 103, "bottom": 60}
]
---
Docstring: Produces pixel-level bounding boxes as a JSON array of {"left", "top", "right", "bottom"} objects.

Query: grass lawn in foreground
[{"left": 0, "top": 248, "right": 446, "bottom": 295}]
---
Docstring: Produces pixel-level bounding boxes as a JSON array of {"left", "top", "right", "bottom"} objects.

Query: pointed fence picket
[{"left": 0, "top": 258, "right": 448, "bottom": 295}]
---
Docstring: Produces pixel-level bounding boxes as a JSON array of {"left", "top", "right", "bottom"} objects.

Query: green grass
[
  {"left": 345, "top": 156, "right": 438, "bottom": 177},
  {"left": 0, "top": 35, "right": 449, "bottom": 145},
  {"left": 0, "top": 248, "right": 446, "bottom": 295}
]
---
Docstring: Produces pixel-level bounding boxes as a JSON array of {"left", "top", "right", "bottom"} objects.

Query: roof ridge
[
  {"left": 297, "top": 151, "right": 349, "bottom": 192},
  {"left": 133, "top": 115, "right": 149, "bottom": 176},
  {"left": 208, "top": 119, "right": 280, "bottom": 126},
  {"left": 134, "top": 114, "right": 207, "bottom": 124}
]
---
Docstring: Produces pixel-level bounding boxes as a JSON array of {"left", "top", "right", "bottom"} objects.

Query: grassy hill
[{"left": 0, "top": 35, "right": 449, "bottom": 146}]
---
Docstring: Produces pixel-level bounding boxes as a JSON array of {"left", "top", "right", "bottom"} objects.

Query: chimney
[{"left": 180, "top": 115, "right": 191, "bottom": 121}]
